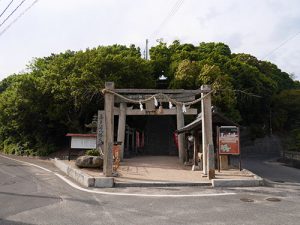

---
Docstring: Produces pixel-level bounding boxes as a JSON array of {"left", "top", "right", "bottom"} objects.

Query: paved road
[
  {"left": 1, "top": 155, "right": 300, "bottom": 225},
  {"left": 242, "top": 154, "right": 300, "bottom": 184}
]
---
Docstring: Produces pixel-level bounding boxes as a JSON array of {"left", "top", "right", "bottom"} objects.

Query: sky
[{"left": 0, "top": 0, "right": 300, "bottom": 81}]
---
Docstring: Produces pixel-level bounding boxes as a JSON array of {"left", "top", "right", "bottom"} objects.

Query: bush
[
  {"left": 85, "top": 149, "right": 100, "bottom": 156},
  {"left": 2, "top": 139, "right": 22, "bottom": 155},
  {"left": 36, "top": 143, "right": 56, "bottom": 157},
  {"left": 249, "top": 124, "right": 266, "bottom": 140},
  {"left": 288, "top": 128, "right": 300, "bottom": 152}
]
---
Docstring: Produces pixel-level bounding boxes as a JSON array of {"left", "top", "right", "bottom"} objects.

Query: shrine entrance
[
  {"left": 100, "top": 82, "right": 215, "bottom": 179},
  {"left": 143, "top": 116, "right": 177, "bottom": 155},
  {"left": 125, "top": 115, "right": 177, "bottom": 156}
]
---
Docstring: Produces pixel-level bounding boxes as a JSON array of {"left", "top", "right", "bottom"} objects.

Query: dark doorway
[
  {"left": 125, "top": 115, "right": 178, "bottom": 156},
  {"left": 143, "top": 116, "right": 177, "bottom": 155}
]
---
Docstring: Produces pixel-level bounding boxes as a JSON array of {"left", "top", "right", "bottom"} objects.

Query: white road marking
[{"left": 0, "top": 154, "right": 237, "bottom": 198}]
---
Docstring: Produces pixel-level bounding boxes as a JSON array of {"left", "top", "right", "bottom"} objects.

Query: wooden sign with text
[{"left": 218, "top": 126, "right": 240, "bottom": 155}]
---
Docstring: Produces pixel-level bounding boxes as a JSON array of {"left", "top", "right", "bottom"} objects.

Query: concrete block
[
  {"left": 53, "top": 158, "right": 95, "bottom": 187},
  {"left": 212, "top": 178, "right": 261, "bottom": 187},
  {"left": 94, "top": 177, "right": 114, "bottom": 188}
]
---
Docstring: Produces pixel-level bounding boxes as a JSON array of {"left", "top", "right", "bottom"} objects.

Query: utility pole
[{"left": 145, "top": 39, "right": 149, "bottom": 60}]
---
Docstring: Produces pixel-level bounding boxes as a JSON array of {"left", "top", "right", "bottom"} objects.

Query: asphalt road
[
  {"left": 1, "top": 155, "right": 300, "bottom": 225},
  {"left": 242, "top": 154, "right": 300, "bottom": 184}
]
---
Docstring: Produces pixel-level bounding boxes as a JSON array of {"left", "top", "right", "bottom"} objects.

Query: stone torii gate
[{"left": 100, "top": 82, "right": 215, "bottom": 179}]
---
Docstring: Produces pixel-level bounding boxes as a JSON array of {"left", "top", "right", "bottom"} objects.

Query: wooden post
[
  {"left": 176, "top": 104, "right": 186, "bottom": 163},
  {"left": 192, "top": 131, "right": 200, "bottom": 171},
  {"left": 208, "top": 144, "right": 215, "bottom": 179},
  {"left": 201, "top": 85, "right": 214, "bottom": 177},
  {"left": 117, "top": 103, "right": 126, "bottom": 160},
  {"left": 68, "top": 137, "right": 71, "bottom": 161},
  {"left": 132, "top": 128, "right": 136, "bottom": 155},
  {"left": 201, "top": 86, "right": 208, "bottom": 175},
  {"left": 103, "top": 82, "right": 114, "bottom": 177},
  {"left": 125, "top": 125, "right": 130, "bottom": 156}
]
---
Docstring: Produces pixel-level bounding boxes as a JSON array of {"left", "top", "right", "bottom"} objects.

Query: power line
[
  {"left": 0, "top": 0, "right": 39, "bottom": 37},
  {"left": 150, "top": 0, "right": 185, "bottom": 39},
  {"left": 0, "top": 0, "right": 14, "bottom": 18},
  {"left": 262, "top": 30, "right": 300, "bottom": 60},
  {"left": 0, "top": 0, "right": 26, "bottom": 28},
  {"left": 152, "top": 0, "right": 184, "bottom": 37}
]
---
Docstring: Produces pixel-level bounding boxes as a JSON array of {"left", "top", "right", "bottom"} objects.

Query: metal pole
[
  {"left": 217, "top": 127, "right": 220, "bottom": 172},
  {"left": 238, "top": 127, "right": 242, "bottom": 171}
]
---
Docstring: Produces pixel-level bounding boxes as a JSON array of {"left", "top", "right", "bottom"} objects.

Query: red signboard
[{"left": 218, "top": 126, "right": 240, "bottom": 155}]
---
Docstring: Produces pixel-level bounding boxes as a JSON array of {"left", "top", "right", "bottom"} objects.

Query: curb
[
  {"left": 212, "top": 169, "right": 264, "bottom": 187},
  {"left": 53, "top": 158, "right": 114, "bottom": 188},
  {"left": 212, "top": 178, "right": 263, "bottom": 187},
  {"left": 52, "top": 158, "right": 264, "bottom": 188},
  {"left": 114, "top": 181, "right": 211, "bottom": 188}
]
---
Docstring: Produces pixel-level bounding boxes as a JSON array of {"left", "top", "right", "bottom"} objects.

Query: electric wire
[
  {"left": 0, "top": 0, "right": 26, "bottom": 28},
  {"left": 0, "top": 0, "right": 14, "bottom": 19},
  {"left": 150, "top": 0, "right": 185, "bottom": 39},
  {"left": 262, "top": 30, "right": 300, "bottom": 60},
  {"left": 152, "top": 0, "right": 183, "bottom": 37},
  {"left": 0, "top": 0, "right": 39, "bottom": 37}
]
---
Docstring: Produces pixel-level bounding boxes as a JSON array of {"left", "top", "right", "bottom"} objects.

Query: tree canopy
[{"left": 0, "top": 41, "right": 299, "bottom": 155}]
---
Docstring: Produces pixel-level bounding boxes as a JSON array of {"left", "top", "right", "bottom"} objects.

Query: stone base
[
  {"left": 192, "top": 165, "right": 201, "bottom": 171},
  {"left": 94, "top": 177, "right": 114, "bottom": 188},
  {"left": 220, "top": 155, "right": 229, "bottom": 170}
]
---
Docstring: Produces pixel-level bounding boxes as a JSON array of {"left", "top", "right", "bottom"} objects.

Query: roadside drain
[
  {"left": 240, "top": 197, "right": 282, "bottom": 203},
  {"left": 240, "top": 198, "right": 254, "bottom": 202},
  {"left": 265, "top": 197, "right": 281, "bottom": 202}
]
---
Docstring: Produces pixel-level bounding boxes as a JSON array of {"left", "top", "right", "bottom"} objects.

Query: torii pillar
[
  {"left": 176, "top": 104, "right": 186, "bottom": 163},
  {"left": 201, "top": 85, "right": 215, "bottom": 179},
  {"left": 103, "top": 82, "right": 114, "bottom": 177}
]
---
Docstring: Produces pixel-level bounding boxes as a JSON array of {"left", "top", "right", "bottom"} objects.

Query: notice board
[{"left": 218, "top": 126, "right": 240, "bottom": 155}]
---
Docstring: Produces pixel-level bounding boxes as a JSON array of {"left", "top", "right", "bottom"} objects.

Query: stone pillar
[
  {"left": 103, "top": 82, "right": 114, "bottom": 177},
  {"left": 220, "top": 155, "right": 229, "bottom": 170},
  {"left": 117, "top": 103, "right": 127, "bottom": 160},
  {"left": 96, "top": 110, "right": 105, "bottom": 154},
  {"left": 176, "top": 104, "right": 186, "bottom": 163}
]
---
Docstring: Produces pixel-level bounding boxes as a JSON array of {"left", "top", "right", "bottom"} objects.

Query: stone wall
[
  {"left": 280, "top": 151, "right": 300, "bottom": 168},
  {"left": 241, "top": 134, "right": 283, "bottom": 155},
  {"left": 282, "top": 151, "right": 300, "bottom": 161}
]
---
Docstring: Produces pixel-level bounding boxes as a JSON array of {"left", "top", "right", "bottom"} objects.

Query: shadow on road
[
  {"left": 0, "top": 219, "right": 35, "bottom": 225},
  {"left": 242, "top": 153, "right": 300, "bottom": 184},
  {"left": 0, "top": 191, "right": 103, "bottom": 206}
]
